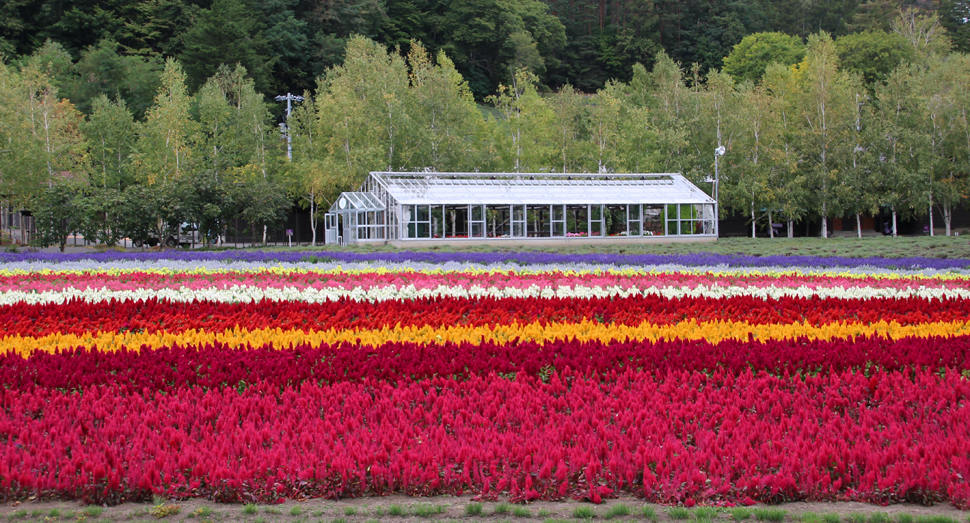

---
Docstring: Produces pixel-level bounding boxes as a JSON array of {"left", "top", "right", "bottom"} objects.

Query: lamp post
[{"left": 714, "top": 145, "right": 725, "bottom": 238}]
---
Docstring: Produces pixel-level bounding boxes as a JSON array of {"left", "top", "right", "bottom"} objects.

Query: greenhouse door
[{"left": 324, "top": 213, "right": 341, "bottom": 245}]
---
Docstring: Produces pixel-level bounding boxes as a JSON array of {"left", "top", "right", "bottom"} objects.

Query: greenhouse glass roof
[
  {"left": 369, "top": 172, "right": 714, "bottom": 205},
  {"left": 329, "top": 192, "right": 386, "bottom": 213}
]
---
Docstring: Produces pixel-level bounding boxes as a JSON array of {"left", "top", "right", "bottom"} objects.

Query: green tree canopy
[
  {"left": 179, "top": 0, "right": 274, "bottom": 92},
  {"left": 722, "top": 32, "right": 806, "bottom": 84},
  {"left": 431, "top": 0, "right": 566, "bottom": 99},
  {"left": 835, "top": 29, "right": 914, "bottom": 87}
]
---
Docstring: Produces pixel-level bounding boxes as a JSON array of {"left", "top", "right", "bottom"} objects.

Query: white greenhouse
[{"left": 324, "top": 172, "right": 718, "bottom": 246}]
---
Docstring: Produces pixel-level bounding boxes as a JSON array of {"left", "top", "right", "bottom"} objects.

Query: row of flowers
[
  {"left": 3, "top": 335, "right": 969, "bottom": 392},
  {"left": 7, "top": 284, "right": 970, "bottom": 306},
  {"left": 5, "top": 320, "right": 970, "bottom": 358},
  {"left": 4, "top": 294, "right": 969, "bottom": 337},
  {"left": 0, "top": 368, "right": 967, "bottom": 506},
  {"left": 2, "top": 269, "right": 969, "bottom": 305},
  {"left": 2, "top": 250, "right": 969, "bottom": 271}
]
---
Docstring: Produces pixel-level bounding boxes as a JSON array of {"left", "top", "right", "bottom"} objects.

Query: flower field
[{"left": 0, "top": 251, "right": 969, "bottom": 509}]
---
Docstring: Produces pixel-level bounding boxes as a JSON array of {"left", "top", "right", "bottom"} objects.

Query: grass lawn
[{"left": 242, "top": 236, "right": 970, "bottom": 260}]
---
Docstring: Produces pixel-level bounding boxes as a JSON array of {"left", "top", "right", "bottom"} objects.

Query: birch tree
[
  {"left": 406, "top": 43, "right": 485, "bottom": 172},
  {"left": 135, "top": 58, "right": 197, "bottom": 185},
  {"left": 763, "top": 62, "right": 808, "bottom": 237},
  {"left": 487, "top": 68, "right": 554, "bottom": 172},
  {"left": 796, "top": 32, "right": 856, "bottom": 238},
  {"left": 547, "top": 84, "right": 586, "bottom": 173}
]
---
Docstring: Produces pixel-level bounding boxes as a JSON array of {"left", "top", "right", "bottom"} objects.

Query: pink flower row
[{"left": 2, "top": 269, "right": 968, "bottom": 294}]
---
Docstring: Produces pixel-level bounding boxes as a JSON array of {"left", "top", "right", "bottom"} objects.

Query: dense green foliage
[
  {"left": 0, "top": 0, "right": 957, "bottom": 99},
  {"left": 3, "top": 4, "right": 970, "bottom": 248}
]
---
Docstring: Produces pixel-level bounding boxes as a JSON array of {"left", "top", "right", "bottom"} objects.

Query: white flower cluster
[{"left": 2, "top": 282, "right": 968, "bottom": 306}]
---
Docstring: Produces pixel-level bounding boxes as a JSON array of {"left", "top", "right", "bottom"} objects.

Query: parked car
[{"left": 133, "top": 223, "right": 200, "bottom": 248}]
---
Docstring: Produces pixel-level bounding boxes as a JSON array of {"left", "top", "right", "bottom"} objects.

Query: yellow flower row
[{"left": 4, "top": 319, "right": 969, "bottom": 358}]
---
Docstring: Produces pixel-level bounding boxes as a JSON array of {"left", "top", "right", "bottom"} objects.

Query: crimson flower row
[
  {"left": 3, "top": 295, "right": 969, "bottom": 338},
  {"left": 2, "top": 335, "right": 970, "bottom": 392},
  {"left": 0, "top": 368, "right": 967, "bottom": 507}
]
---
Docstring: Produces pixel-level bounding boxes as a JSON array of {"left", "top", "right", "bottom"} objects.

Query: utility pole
[{"left": 275, "top": 93, "right": 304, "bottom": 161}]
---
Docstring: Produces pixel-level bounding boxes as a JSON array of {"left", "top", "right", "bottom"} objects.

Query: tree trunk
[
  {"left": 820, "top": 201, "right": 828, "bottom": 238},
  {"left": 928, "top": 193, "right": 934, "bottom": 236},
  {"left": 768, "top": 210, "right": 774, "bottom": 238},
  {"left": 856, "top": 213, "right": 862, "bottom": 238},
  {"left": 262, "top": 224, "right": 268, "bottom": 245},
  {"left": 751, "top": 203, "right": 756, "bottom": 238},
  {"left": 788, "top": 219, "right": 794, "bottom": 239},
  {"left": 943, "top": 204, "right": 952, "bottom": 236},
  {"left": 310, "top": 197, "right": 317, "bottom": 247},
  {"left": 891, "top": 206, "right": 898, "bottom": 238}
]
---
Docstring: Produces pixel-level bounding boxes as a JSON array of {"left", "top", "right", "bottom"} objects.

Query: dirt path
[{"left": 1, "top": 496, "right": 966, "bottom": 523}]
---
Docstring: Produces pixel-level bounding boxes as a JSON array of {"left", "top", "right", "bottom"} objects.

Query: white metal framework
[{"left": 325, "top": 172, "right": 716, "bottom": 245}]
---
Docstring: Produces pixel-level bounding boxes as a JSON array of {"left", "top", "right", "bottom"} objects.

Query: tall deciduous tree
[
  {"left": 586, "top": 80, "right": 623, "bottom": 173},
  {"left": 135, "top": 58, "right": 196, "bottom": 186},
  {"left": 405, "top": 42, "right": 485, "bottom": 172},
  {"left": 629, "top": 52, "right": 692, "bottom": 175},
  {"left": 871, "top": 64, "right": 926, "bottom": 237},
  {"left": 487, "top": 68, "right": 554, "bottom": 172},
  {"left": 84, "top": 94, "right": 136, "bottom": 190},
  {"left": 547, "top": 84, "right": 586, "bottom": 173},
  {"left": 795, "top": 32, "right": 857, "bottom": 238},
  {"left": 763, "top": 62, "right": 809, "bottom": 237}
]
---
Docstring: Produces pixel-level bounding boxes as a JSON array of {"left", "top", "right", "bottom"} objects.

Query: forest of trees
[
  {"left": 2, "top": 1, "right": 970, "bottom": 247},
  {"left": 1, "top": 0, "right": 964, "bottom": 100}
]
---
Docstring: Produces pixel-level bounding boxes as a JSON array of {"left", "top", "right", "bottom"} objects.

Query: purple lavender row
[{"left": 2, "top": 250, "right": 968, "bottom": 270}]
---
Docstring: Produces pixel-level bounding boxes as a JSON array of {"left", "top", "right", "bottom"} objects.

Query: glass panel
[
  {"left": 701, "top": 220, "right": 714, "bottom": 235},
  {"left": 447, "top": 206, "right": 470, "bottom": 237},
  {"left": 629, "top": 204, "right": 640, "bottom": 220},
  {"left": 566, "top": 205, "right": 588, "bottom": 236},
  {"left": 407, "top": 223, "right": 417, "bottom": 238},
  {"left": 432, "top": 206, "right": 444, "bottom": 238},
  {"left": 404, "top": 205, "right": 414, "bottom": 224},
  {"left": 471, "top": 222, "right": 484, "bottom": 237},
  {"left": 472, "top": 205, "right": 484, "bottom": 221},
  {"left": 680, "top": 204, "right": 695, "bottom": 220},
  {"left": 553, "top": 206, "right": 564, "bottom": 221},
  {"left": 629, "top": 221, "right": 641, "bottom": 236},
  {"left": 486, "top": 206, "right": 510, "bottom": 237},
  {"left": 513, "top": 205, "right": 525, "bottom": 221},
  {"left": 606, "top": 206, "right": 626, "bottom": 236},
  {"left": 527, "top": 206, "right": 549, "bottom": 237},
  {"left": 591, "top": 205, "right": 602, "bottom": 220},
  {"left": 553, "top": 222, "right": 565, "bottom": 237},
  {"left": 667, "top": 204, "right": 679, "bottom": 220},
  {"left": 513, "top": 223, "right": 525, "bottom": 237},
  {"left": 590, "top": 221, "right": 602, "bottom": 236},
  {"left": 667, "top": 220, "right": 678, "bottom": 236}
]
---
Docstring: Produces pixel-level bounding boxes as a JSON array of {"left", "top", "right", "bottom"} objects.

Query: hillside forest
[{"left": 1, "top": 1, "right": 970, "bottom": 247}]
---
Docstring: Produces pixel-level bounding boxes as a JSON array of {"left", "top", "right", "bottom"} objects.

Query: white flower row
[{"left": 2, "top": 283, "right": 969, "bottom": 306}]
